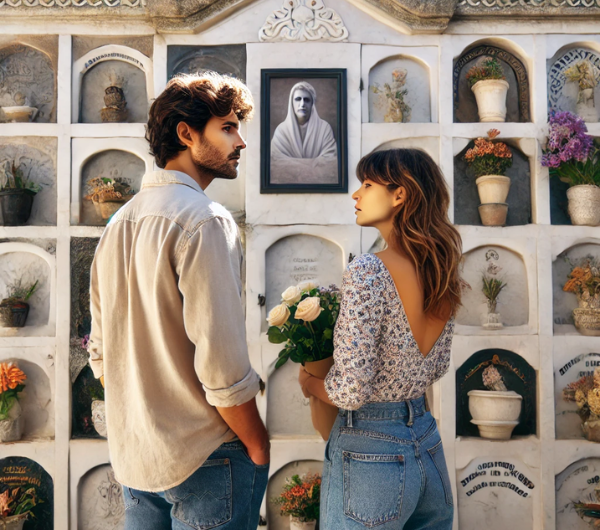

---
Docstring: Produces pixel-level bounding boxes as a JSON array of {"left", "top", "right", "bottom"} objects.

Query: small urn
[{"left": 100, "top": 73, "right": 128, "bottom": 123}]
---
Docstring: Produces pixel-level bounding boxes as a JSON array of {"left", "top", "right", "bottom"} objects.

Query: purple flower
[
  {"left": 542, "top": 111, "right": 594, "bottom": 167},
  {"left": 81, "top": 334, "right": 90, "bottom": 350}
]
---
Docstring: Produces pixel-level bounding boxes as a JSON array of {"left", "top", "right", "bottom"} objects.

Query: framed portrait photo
[{"left": 261, "top": 68, "right": 348, "bottom": 193}]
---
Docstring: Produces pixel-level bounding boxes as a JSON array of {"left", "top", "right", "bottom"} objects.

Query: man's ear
[
  {"left": 392, "top": 186, "right": 406, "bottom": 208},
  {"left": 176, "top": 122, "right": 194, "bottom": 149}
]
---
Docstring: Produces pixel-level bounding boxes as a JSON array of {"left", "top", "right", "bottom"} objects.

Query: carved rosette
[{"left": 259, "top": 0, "right": 349, "bottom": 42}]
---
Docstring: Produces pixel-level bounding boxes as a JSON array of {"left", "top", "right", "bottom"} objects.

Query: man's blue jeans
[{"left": 122, "top": 440, "right": 269, "bottom": 530}]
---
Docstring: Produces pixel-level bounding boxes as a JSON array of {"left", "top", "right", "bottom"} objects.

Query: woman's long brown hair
[{"left": 357, "top": 149, "right": 463, "bottom": 319}]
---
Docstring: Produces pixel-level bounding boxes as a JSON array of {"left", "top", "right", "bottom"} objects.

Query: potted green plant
[
  {"left": 563, "top": 256, "right": 600, "bottom": 336},
  {"left": 542, "top": 111, "right": 600, "bottom": 226},
  {"left": 84, "top": 176, "right": 135, "bottom": 221},
  {"left": 0, "top": 161, "right": 42, "bottom": 226},
  {"left": 0, "top": 484, "right": 40, "bottom": 530},
  {"left": 0, "top": 281, "right": 38, "bottom": 328},
  {"left": 272, "top": 473, "right": 321, "bottom": 530},
  {"left": 563, "top": 367, "right": 600, "bottom": 442},
  {"left": 464, "top": 129, "right": 513, "bottom": 226},
  {"left": 0, "top": 362, "right": 27, "bottom": 443},
  {"left": 482, "top": 274, "right": 506, "bottom": 330},
  {"left": 466, "top": 56, "right": 509, "bottom": 122},
  {"left": 370, "top": 68, "right": 412, "bottom": 123}
]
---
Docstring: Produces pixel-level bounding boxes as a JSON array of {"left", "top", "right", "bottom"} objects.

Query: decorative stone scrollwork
[
  {"left": 259, "top": 0, "right": 348, "bottom": 42},
  {"left": 0, "top": 0, "right": 144, "bottom": 7},
  {"left": 458, "top": 0, "right": 600, "bottom": 6}
]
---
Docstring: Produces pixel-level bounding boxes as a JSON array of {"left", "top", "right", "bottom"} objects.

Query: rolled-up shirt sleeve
[
  {"left": 177, "top": 216, "right": 260, "bottom": 408},
  {"left": 324, "top": 260, "right": 382, "bottom": 410},
  {"left": 88, "top": 252, "right": 104, "bottom": 380}
]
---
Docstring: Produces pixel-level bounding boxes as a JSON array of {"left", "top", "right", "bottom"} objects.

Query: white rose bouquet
[{"left": 267, "top": 282, "right": 341, "bottom": 369}]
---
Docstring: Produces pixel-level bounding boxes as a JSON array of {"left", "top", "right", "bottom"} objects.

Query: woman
[{"left": 299, "top": 148, "right": 462, "bottom": 529}]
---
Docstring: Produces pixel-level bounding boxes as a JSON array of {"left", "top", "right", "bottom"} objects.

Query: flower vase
[
  {"left": 482, "top": 300, "right": 503, "bottom": 330},
  {"left": 290, "top": 516, "right": 317, "bottom": 530},
  {"left": 0, "top": 400, "right": 24, "bottom": 443},
  {"left": 91, "top": 400, "right": 107, "bottom": 438},
  {"left": 0, "top": 513, "right": 28, "bottom": 530},
  {"left": 573, "top": 292, "right": 600, "bottom": 336},
  {"left": 304, "top": 357, "right": 338, "bottom": 441},
  {"left": 582, "top": 419, "right": 600, "bottom": 442},
  {"left": 468, "top": 389, "right": 522, "bottom": 439},
  {"left": 566, "top": 185, "right": 600, "bottom": 226},
  {"left": 471, "top": 79, "right": 510, "bottom": 122}
]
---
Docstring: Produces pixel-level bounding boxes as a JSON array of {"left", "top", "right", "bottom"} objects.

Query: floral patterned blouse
[{"left": 324, "top": 253, "right": 454, "bottom": 410}]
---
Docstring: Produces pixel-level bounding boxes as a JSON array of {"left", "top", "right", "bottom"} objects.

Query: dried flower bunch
[
  {"left": 0, "top": 161, "right": 41, "bottom": 194},
  {"left": 0, "top": 486, "right": 39, "bottom": 519},
  {"left": 482, "top": 365, "right": 508, "bottom": 392},
  {"left": 466, "top": 56, "right": 506, "bottom": 87},
  {"left": 371, "top": 68, "right": 412, "bottom": 123},
  {"left": 84, "top": 177, "right": 135, "bottom": 204},
  {"left": 482, "top": 275, "right": 507, "bottom": 303},
  {"left": 267, "top": 282, "right": 340, "bottom": 368},
  {"left": 541, "top": 111, "right": 600, "bottom": 187},
  {"left": 563, "top": 256, "right": 600, "bottom": 300},
  {"left": 563, "top": 367, "right": 600, "bottom": 423},
  {"left": 464, "top": 129, "right": 513, "bottom": 178},
  {"left": 0, "top": 362, "right": 26, "bottom": 422},
  {"left": 0, "top": 280, "right": 38, "bottom": 306},
  {"left": 272, "top": 473, "right": 321, "bottom": 523}
]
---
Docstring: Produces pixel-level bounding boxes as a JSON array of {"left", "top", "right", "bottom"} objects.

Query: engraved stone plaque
[
  {"left": 78, "top": 464, "right": 125, "bottom": 530},
  {"left": 556, "top": 458, "right": 600, "bottom": 530}
]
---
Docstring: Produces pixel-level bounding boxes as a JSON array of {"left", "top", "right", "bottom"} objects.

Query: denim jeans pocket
[
  {"left": 427, "top": 441, "right": 453, "bottom": 507},
  {"left": 342, "top": 451, "right": 405, "bottom": 527},
  {"left": 122, "top": 487, "right": 139, "bottom": 511},
  {"left": 165, "top": 458, "right": 233, "bottom": 529}
]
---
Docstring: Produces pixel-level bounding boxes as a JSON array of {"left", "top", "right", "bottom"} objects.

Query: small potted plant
[
  {"left": 563, "top": 367, "right": 600, "bottom": 442},
  {"left": 0, "top": 485, "right": 40, "bottom": 530},
  {"left": 272, "top": 473, "right": 320, "bottom": 530},
  {"left": 481, "top": 274, "right": 506, "bottom": 330},
  {"left": 370, "top": 68, "right": 412, "bottom": 123},
  {"left": 0, "top": 362, "right": 27, "bottom": 443},
  {"left": 563, "top": 255, "right": 600, "bottom": 336},
  {"left": 542, "top": 110, "right": 600, "bottom": 226},
  {"left": 466, "top": 56, "right": 509, "bottom": 122},
  {"left": 464, "top": 129, "right": 513, "bottom": 226},
  {"left": 0, "top": 281, "right": 38, "bottom": 328},
  {"left": 84, "top": 176, "right": 135, "bottom": 221},
  {"left": 0, "top": 161, "right": 42, "bottom": 226},
  {"left": 267, "top": 282, "right": 340, "bottom": 440},
  {"left": 468, "top": 364, "right": 522, "bottom": 440}
]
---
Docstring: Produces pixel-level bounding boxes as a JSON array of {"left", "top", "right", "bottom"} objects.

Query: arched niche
[
  {"left": 371, "top": 138, "right": 439, "bottom": 164},
  {"left": 453, "top": 44, "right": 531, "bottom": 123},
  {"left": 0, "top": 139, "right": 57, "bottom": 226},
  {"left": 453, "top": 140, "right": 531, "bottom": 226},
  {"left": 0, "top": 242, "right": 55, "bottom": 337},
  {"left": 78, "top": 464, "right": 124, "bottom": 530},
  {"left": 553, "top": 241, "right": 600, "bottom": 335},
  {"left": 458, "top": 457, "right": 535, "bottom": 529},
  {"left": 167, "top": 44, "right": 246, "bottom": 81},
  {"left": 0, "top": 43, "right": 56, "bottom": 123},
  {"left": 0, "top": 456, "right": 54, "bottom": 529},
  {"left": 267, "top": 359, "right": 315, "bottom": 437},
  {"left": 548, "top": 45, "right": 600, "bottom": 122},
  {"left": 368, "top": 55, "right": 431, "bottom": 123},
  {"left": 72, "top": 45, "right": 153, "bottom": 124},
  {"left": 556, "top": 458, "right": 600, "bottom": 529},
  {"left": 79, "top": 149, "right": 145, "bottom": 226},
  {"left": 456, "top": 349, "right": 537, "bottom": 438},
  {"left": 266, "top": 460, "right": 323, "bottom": 530},
  {"left": 264, "top": 234, "right": 345, "bottom": 314},
  {"left": 72, "top": 366, "right": 104, "bottom": 440},
  {"left": 457, "top": 246, "right": 529, "bottom": 329}
]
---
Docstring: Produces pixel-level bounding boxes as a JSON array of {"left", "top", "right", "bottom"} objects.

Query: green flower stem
[{"left": 305, "top": 321, "right": 322, "bottom": 360}]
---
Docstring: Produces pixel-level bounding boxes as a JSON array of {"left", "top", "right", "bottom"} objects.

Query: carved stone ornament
[
  {"left": 259, "top": 0, "right": 348, "bottom": 42},
  {"left": 0, "top": 0, "right": 143, "bottom": 6},
  {"left": 458, "top": 0, "right": 600, "bottom": 7}
]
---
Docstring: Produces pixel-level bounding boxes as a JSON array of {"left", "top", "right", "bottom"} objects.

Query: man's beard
[{"left": 192, "top": 136, "right": 240, "bottom": 181}]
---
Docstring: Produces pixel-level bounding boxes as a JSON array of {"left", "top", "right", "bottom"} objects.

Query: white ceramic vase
[
  {"left": 566, "top": 185, "right": 600, "bottom": 226},
  {"left": 475, "top": 175, "right": 511, "bottom": 204},
  {"left": 290, "top": 516, "right": 317, "bottom": 530},
  {"left": 0, "top": 513, "right": 28, "bottom": 530},
  {"left": 1, "top": 106, "right": 38, "bottom": 123},
  {"left": 471, "top": 79, "right": 510, "bottom": 122},
  {"left": 0, "top": 400, "right": 24, "bottom": 443},
  {"left": 91, "top": 400, "right": 107, "bottom": 438},
  {"left": 468, "top": 390, "right": 522, "bottom": 440}
]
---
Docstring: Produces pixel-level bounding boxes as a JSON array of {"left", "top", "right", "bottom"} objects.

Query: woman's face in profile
[
  {"left": 352, "top": 179, "right": 400, "bottom": 228},
  {"left": 293, "top": 89, "right": 313, "bottom": 125}
]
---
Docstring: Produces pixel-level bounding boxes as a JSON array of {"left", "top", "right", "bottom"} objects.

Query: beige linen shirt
[{"left": 88, "top": 169, "right": 260, "bottom": 492}]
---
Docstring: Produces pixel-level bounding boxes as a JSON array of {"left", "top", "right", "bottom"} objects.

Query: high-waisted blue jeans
[
  {"left": 321, "top": 396, "right": 454, "bottom": 529},
  {"left": 122, "top": 440, "right": 269, "bottom": 530}
]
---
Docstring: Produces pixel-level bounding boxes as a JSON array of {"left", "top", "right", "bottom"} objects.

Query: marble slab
[
  {"left": 556, "top": 458, "right": 600, "bottom": 530},
  {"left": 78, "top": 464, "right": 124, "bottom": 530}
]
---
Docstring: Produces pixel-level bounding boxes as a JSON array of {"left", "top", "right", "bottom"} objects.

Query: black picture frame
[{"left": 261, "top": 68, "right": 348, "bottom": 194}]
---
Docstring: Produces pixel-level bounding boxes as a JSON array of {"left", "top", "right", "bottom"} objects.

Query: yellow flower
[{"left": 588, "top": 388, "right": 600, "bottom": 416}]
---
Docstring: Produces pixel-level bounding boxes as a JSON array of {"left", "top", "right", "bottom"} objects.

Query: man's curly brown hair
[{"left": 145, "top": 72, "right": 254, "bottom": 168}]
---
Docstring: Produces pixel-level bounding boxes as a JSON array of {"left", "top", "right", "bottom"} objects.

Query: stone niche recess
[
  {"left": 0, "top": 40, "right": 57, "bottom": 124},
  {"left": 454, "top": 44, "right": 531, "bottom": 123},
  {"left": 457, "top": 246, "right": 529, "bottom": 330},
  {"left": 458, "top": 457, "right": 535, "bottom": 530},
  {"left": 368, "top": 55, "right": 431, "bottom": 123},
  {"left": 79, "top": 150, "right": 145, "bottom": 226},
  {"left": 266, "top": 460, "right": 323, "bottom": 530},
  {"left": 0, "top": 138, "right": 57, "bottom": 226},
  {"left": 553, "top": 242, "right": 600, "bottom": 335},
  {"left": 78, "top": 464, "right": 125, "bottom": 530},
  {"left": 167, "top": 44, "right": 246, "bottom": 81},
  {"left": 454, "top": 140, "right": 532, "bottom": 227},
  {"left": 548, "top": 45, "right": 600, "bottom": 122},
  {"left": 556, "top": 458, "right": 600, "bottom": 529},
  {"left": 456, "top": 349, "right": 537, "bottom": 438}
]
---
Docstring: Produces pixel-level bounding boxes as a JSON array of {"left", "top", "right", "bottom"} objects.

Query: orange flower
[
  {"left": 0, "top": 363, "right": 26, "bottom": 394},
  {"left": 487, "top": 129, "right": 501, "bottom": 140}
]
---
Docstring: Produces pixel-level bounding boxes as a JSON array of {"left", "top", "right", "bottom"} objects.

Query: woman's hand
[{"left": 298, "top": 366, "right": 313, "bottom": 398}]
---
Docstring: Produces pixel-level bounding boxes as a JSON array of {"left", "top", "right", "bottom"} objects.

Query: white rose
[
  {"left": 267, "top": 303, "right": 290, "bottom": 327},
  {"left": 295, "top": 297, "right": 323, "bottom": 322},
  {"left": 297, "top": 280, "right": 318, "bottom": 292},
  {"left": 281, "top": 285, "right": 302, "bottom": 306}
]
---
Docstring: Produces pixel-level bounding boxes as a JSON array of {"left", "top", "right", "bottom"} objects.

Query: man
[{"left": 88, "top": 72, "right": 270, "bottom": 529}]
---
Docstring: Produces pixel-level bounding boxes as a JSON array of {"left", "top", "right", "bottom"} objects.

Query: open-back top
[{"left": 324, "top": 253, "right": 454, "bottom": 411}]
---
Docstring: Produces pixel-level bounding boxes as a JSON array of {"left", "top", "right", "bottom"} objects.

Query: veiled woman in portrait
[{"left": 270, "top": 81, "right": 338, "bottom": 184}]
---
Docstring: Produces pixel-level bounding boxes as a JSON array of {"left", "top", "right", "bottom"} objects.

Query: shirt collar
[{"left": 141, "top": 170, "right": 205, "bottom": 195}]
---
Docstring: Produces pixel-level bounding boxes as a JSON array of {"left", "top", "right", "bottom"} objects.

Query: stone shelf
[
  {"left": 585, "top": 123, "right": 600, "bottom": 136},
  {"left": 69, "top": 226, "right": 105, "bottom": 238},
  {"left": 0, "top": 438, "right": 54, "bottom": 463},
  {"left": 70, "top": 123, "right": 146, "bottom": 138},
  {"left": 554, "top": 439, "right": 600, "bottom": 475},
  {"left": 454, "top": 324, "right": 536, "bottom": 336},
  {"left": 455, "top": 435, "right": 539, "bottom": 469},
  {"left": 0, "top": 337, "right": 56, "bottom": 348},
  {"left": 452, "top": 122, "right": 538, "bottom": 139},
  {"left": 0, "top": 123, "right": 60, "bottom": 137},
  {"left": 0, "top": 226, "right": 58, "bottom": 238}
]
